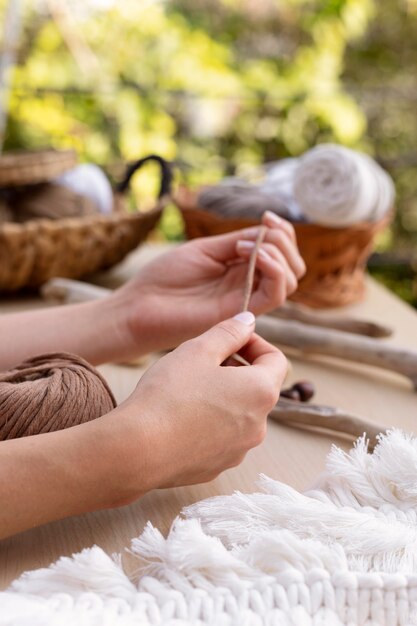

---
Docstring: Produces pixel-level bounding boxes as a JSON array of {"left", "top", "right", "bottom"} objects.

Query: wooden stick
[
  {"left": 270, "top": 398, "right": 386, "bottom": 450},
  {"left": 231, "top": 353, "right": 384, "bottom": 448},
  {"left": 269, "top": 302, "right": 393, "bottom": 339},
  {"left": 241, "top": 226, "right": 267, "bottom": 312},
  {"left": 257, "top": 315, "right": 417, "bottom": 390},
  {"left": 43, "top": 280, "right": 415, "bottom": 391},
  {"left": 41, "top": 278, "right": 109, "bottom": 304},
  {"left": 43, "top": 279, "right": 413, "bottom": 390}
]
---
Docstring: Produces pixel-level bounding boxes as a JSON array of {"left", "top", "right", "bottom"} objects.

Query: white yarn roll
[
  {"left": 56, "top": 164, "right": 113, "bottom": 215},
  {"left": 293, "top": 144, "right": 395, "bottom": 226},
  {"left": 259, "top": 158, "right": 304, "bottom": 221}
]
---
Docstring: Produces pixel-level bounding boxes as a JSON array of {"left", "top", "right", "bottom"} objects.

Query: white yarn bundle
[
  {"left": 259, "top": 144, "right": 395, "bottom": 226},
  {"left": 55, "top": 164, "right": 113, "bottom": 215},
  {"left": 292, "top": 144, "right": 395, "bottom": 226},
  {"left": 259, "top": 157, "right": 304, "bottom": 221},
  {"left": 3, "top": 429, "right": 417, "bottom": 625}
]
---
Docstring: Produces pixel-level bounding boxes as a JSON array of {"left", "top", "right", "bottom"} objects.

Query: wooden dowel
[
  {"left": 41, "top": 278, "right": 110, "bottom": 303},
  {"left": 257, "top": 315, "right": 417, "bottom": 390},
  {"left": 270, "top": 398, "right": 386, "bottom": 450},
  {"left": 269, "top": 302, "right": 393, "bottom": 339},
  {"left": 241, "top": 226, "right": 266, "bottom": 312}
]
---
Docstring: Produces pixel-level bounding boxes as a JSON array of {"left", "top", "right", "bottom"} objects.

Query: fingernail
[
  {"left": 236, "top": 240, "right": 255, "bottom": 251},
  {"left": 233, "top": 311, "right": 256, "bottom": 325},
  {"left": 264, "top": 210, "right": 282, "bottom": 225},
  {"left": 257, "top": 248, "right": 270, "bottom": 260},
  {"left": 241, "top": 226, "right": 260, "bottom": 238}
]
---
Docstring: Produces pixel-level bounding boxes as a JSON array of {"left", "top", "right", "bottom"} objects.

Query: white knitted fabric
[{"left": 2, "top": 429, "right": 417, "bottom": 626}]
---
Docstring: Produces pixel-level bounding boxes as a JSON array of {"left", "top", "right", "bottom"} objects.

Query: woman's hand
[
  {"left": 0, "top": 212, "right": 303, "bottom": 370},
  {"left": 116, "top": 312, "right": 287, "bottom": 495},
  {"left": 0, "top": 313, "right": 286, "bottom": 539},
  {"left": 115, "top": 211, "right": 305, "bottom": 356}
]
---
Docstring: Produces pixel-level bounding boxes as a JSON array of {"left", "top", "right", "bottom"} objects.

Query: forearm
[
  {"left": 0, "top": 297, "right": 133, "bottom": 370},
  {"left": 0, "top": 406, "right": 148, "bottom": 539}
]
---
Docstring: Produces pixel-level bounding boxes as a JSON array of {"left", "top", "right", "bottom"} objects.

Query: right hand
[
  {"left": 114, "top": 211, "right": 305, "bottom": 360},
  {"left": 119, "top": 312, "right": 287, "bottom": 495}
]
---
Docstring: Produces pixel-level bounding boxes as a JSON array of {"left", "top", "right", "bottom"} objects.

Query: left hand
[{"left": 114, "top": 210, "right": 306, "bottom": 355}]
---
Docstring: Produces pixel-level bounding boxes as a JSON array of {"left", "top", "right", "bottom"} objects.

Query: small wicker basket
[
  {"left": 0, "top": 149, "right": 78, "bottom": 187},
  {"left": 0, "top": 154, "right": 172, "bottom": 291},
  {"left": 175, "top": 186, "right": 391, "bottom": 309}
]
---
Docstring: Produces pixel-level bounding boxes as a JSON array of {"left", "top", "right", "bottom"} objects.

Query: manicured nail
[
  {"left": 241, "top": 226, "right": 260, "bottom": 238},
  {"left": 233, "top": 311, "right": 256, "bottom": 325},
  {"left": 236, "top": 240, "right": 255, "bottom": 251},
  {"left": 264, "top": 210, "right": 282, "bottom": 225},
  {"left": 257, "top": 247, "right": 270, "bottom": 260},
  {"left": 237, "top": 240, "right": 270, "bottom": 260}
]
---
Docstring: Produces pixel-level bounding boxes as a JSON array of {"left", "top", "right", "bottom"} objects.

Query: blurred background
[{"left": 1, "top": 0, "right": 417, "bottom": 304}]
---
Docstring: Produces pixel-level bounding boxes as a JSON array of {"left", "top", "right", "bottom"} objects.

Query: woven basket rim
[
  {"left": 0, "top": 205, "right": 162, "bottom": 233},
  {"left": 178, "top": 203, "right": 392, "bottom": 234},
  {"left": 0, "top": 149, "right": 78, "bottom": 188},
  {"left": 0, "top": 148, "right": 76, "bottom": 167}
]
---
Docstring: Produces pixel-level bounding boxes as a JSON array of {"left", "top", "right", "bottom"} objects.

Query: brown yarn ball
[{"left": 0, "top": 353, "right": 116, "bottom": 440}]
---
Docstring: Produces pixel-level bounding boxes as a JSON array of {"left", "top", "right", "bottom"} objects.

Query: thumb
[{"left": 196, "top": 312, "right": 256, "bottom": 364}]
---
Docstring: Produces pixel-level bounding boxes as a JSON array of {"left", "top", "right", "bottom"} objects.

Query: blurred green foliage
[{"left": 1, "top": 0, "right": 417, "bottom": 300}]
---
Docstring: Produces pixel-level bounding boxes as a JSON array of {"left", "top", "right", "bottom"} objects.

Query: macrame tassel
[{"left": 3, "top": 430, "right": 417, "bottom": 626}]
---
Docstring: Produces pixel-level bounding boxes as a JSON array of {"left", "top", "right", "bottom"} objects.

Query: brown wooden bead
[
  {"left": 292, "top": 380, "right": 315, "bottom": 402},
  {"left": 280, "top": 388, "right": 301, "bottom": 401}
]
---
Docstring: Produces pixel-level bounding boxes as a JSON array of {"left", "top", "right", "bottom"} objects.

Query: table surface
[{"left": 1, "top": 243, "right": 417, "bottom": 589}]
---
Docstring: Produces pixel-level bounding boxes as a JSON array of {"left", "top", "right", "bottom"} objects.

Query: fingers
[
  {"left": 262, "top": 210, "right": 297, "bottom": 244},
  {"left": 223, "top": 333, "right": 288, "bottom": 394},
  {"left": 237, "top": 215, "right": 305, "bottom": 279},
  {"left": 196, "top": 213, "right": 305, "bottom": 279},
  {"left": 197, "top": 229, "right": 259, "bottom": 263},
  {"left": 236, "top": 241, "right": 298, "bottom": 295},
  {"left": 189, "top": 312, "right": 256, "bottom": 365},
  {"left": 235, "top": 240, "right": 295, "bottom": 310},
  {"left": 251, "top": 247, "right": 291, "bottom": 306},
  {"left": 238, "top": 332, "right": 280, "bottom": 363},
  {"left": 224, "top": 334, "right": 287, "bottom": 414},
  {"left": 238, "top": 334, "right": 288, "bottom": 389},
  {"left": 263, "top": 228, "right": 306, "bottom": 279}
]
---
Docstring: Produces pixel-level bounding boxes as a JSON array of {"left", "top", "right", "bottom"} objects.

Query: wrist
[
  {"left": 63, "top": 409, "right": 148, "bottom": 512},
  {"left": 107, "top": 285, "right": 157, "bottom": 360},
  {"left": 86, "top": 400, "right": 160, "bottom": 508},
  {"left": 76, "top": 294, "right": 141, "bottom": 365}
]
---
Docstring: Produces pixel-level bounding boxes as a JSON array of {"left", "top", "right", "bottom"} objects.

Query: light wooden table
[{"left": 1, "top": 243, "right": 416, "bottom": 589}]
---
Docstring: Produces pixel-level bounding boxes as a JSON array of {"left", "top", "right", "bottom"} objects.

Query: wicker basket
[
  {"left": 175, "top": 186, "right": 391, "bottom": 309},
  {"left": 0, "top": 154, "right": 172, "bottom": 291},
  {"left": 0, "top": 150, "right": 78, "bottom": 187}
]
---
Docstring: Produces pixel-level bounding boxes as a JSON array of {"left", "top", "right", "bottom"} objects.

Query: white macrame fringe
[{"left": 2, "top": 429, "right": 417, "bottom": 625}]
